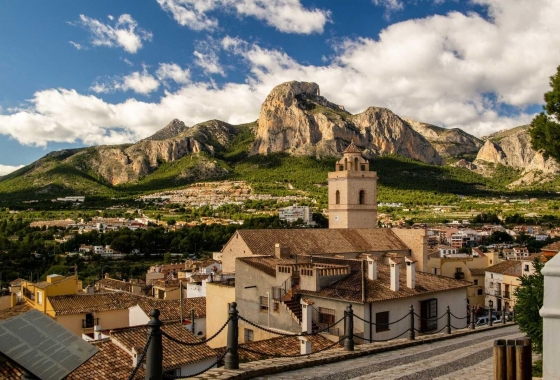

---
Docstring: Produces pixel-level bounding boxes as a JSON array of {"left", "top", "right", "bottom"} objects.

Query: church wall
[
  {"left": 221, "top": 232, "right": 253, "bottom": 273},
  {"left": 391, "top": 228, "right": 428, "bottom": 272}
]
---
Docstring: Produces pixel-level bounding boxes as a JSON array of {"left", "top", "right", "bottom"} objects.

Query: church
[{"left": 219, "top": 141, "right": 429, "bottom": 273}]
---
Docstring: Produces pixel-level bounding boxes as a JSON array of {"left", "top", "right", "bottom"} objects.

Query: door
[{"left": 420, "top": 299, "right": 437, "bottom": 332}]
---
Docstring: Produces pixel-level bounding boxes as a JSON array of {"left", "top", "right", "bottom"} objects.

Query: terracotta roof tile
[
  {"left": 343, "top": 141, "right": 363, "bottom": 154},
  {"left": 152, "top": 279, "right": 180, "bottom": 289},
  {"left": 135, "top": 297, "right": 206, "bottom": 320},
  {"left": 469, "top": 268, "right": 486, "bottom": 276},
  {"left": 190, "top": 274, "right": 211, "bottom": 282},
  {"left": 8, "top": 278, "right": 24, "bottom": 287},
  {"left": 96, "top": 278, "right": 134, "bottom": 292},
  {"left": 542, "top": 241, "right": 560, "bottom": 252},
  {"left": 234, "top": 229, "right": 409, "bottom": 257},
  {"left": 485, "top": 260, "right": 522, "bottom": 276},
  {"left": 106, "top": 322, "right": 216, "bottom": 370},
  {"left": 215, "top": 335, "right": 339, "bottom": 362},
  {"left": 67, "top": 340, "right": 143, "bottom": 380},
  {"left": 0, "top": 303, "right": 33, "bottom": 322},
  {"left": 0, "top": 353, "right": 25, "bottom": 380},
  {"left": 48, "top": 292, "right": 143, "bottom": 315}
]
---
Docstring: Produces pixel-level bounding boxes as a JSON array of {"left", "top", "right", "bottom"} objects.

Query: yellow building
[
  {"left": 20, "top": 274, "right": 82, "bottom": 313},
  {"left": 205, "top": 281, "right": 235, "bottom": 348},
  {"left": 427, "top": 250, "right": 499, "bottom": 307}
]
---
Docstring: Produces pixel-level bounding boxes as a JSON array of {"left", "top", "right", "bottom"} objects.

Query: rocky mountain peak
[
  {"left": 251, "top": 81, "right": 442, "bottom": 165},
  {"left": 145, "top": 119, "right": 189, "bottom": 141}
]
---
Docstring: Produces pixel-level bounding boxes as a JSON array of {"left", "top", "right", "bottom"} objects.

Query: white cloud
[
  {"left": 122, "top": 58, "right": 134, "bottom": 66},
  {"left": 157, "top": 0, "right": 330, "bottom": 34},
  {"left": 69, "top": 41, "right": 85, "bottom": 50},
  {"left": 1, "top": 0, "right": 560, "bottom": 151},
  {"left": 0, "top": 164, "right": 24, "bottom": 176},
  {"left": 156, "top": 63, "right": 191, "bottom": 84},
  {"left": 119, "top": 70, "right": 160, "bottom": 94},
  {"left": 74, "top": 13, "right": 152, "bottom": 53},
  {"left": 193, "top": 39, "right": 225, "bottom": 75}
]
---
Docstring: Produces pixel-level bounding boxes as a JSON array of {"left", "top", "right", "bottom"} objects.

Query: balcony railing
[
  {"left": 454, "top": 272, "right": 465, "bottom": 280},
  {"left": 503, "top": 291, "right": 511, "bottom": 299},
  {"left": 22, "top": 288, "right": 35, "bottom": 301},
  {"left": 486, "top": 289, "right": 502, "bottom": 297},
  {"left": 82, "top": 318, "right": 99, "bottom": 329}
]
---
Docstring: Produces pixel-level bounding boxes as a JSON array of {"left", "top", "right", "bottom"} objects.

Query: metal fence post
[
  {"left": 225, "top": 302, "right": 239, "bottom": 369},
  {"left": 488, "top": 306, "right": 493, "bottom": 327},
  {"left": 470, "top": 306, "right": 475, "bottom": 330},
  {"left": 409, "top": 305, "right": 415, "bottom": 340},
  {"left": 512, "top": 308, "right": 515, "bottom": 323},
  {"left": 502, "top": 306, "right": 506, "bottom": 324},
  {"left": 344, "top": 304, "right": 355, "bottom": 351},
  {"left": 145, "top": 309, "right": 163, "bottom": 380},
  {"left": 446, "top": 306, "right": 451, "bottom": 334}
]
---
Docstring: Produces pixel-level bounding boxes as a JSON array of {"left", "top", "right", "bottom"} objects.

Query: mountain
[
  {"left": 474, "top": 125, "right": 560, "bottom": 186},
  {"left": 404, "top": 119, "right": 483, "bottom": 158},
  {"left": 0, "top": 80, "right": 558, "bottom": 202},
  {"left": 252, "top": 81, "right": 443, "bottom": 165}
]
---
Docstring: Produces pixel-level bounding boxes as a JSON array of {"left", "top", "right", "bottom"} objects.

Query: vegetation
[
  {"left": 530, "top": 65, "right": 560, "bottom": 162},
  {"left": 514, "top": 258, "right": 544, "bottom": 353}
]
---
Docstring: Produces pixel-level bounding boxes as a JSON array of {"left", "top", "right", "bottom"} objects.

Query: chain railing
[{"left": 130, "top": 302, "right": 515, "bottom": 379}]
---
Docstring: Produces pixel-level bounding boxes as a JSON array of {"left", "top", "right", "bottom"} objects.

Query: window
[
  {"left": 244, "top": 328, "right": 254, "bottom": 342},
  {"left": 361, "top": 164, "right": 366, "bottom": 171},
  {"left": 318, "top": 307, "right": 336, "bottom": 325},
  {"left": 419, "top": 299, "right": 437, "bottom": 332},
  {"left": 433, "top": 268, "right": 438, "bottom": 275},
  {"left": 37, "top": 291, "right": 43, "bottom": 305},
  {"left": 273, "top": 301, "right": 279, "bottom": 312},
  {"left": 354, "top": 157, "right": 359, "bottom": 170},
  {"left": 339, "top": 165, "right": 344, "bottom": 171},
  {"left": 359, "top": 190, "right": 365, "bottom": 205},
  {"left": 524, "top": 264, "right": 529, "bottom": 271},
  {"left": 478, "top": 289, "right": 483, "bottom": 295},
  {"left": 83, "top": 313, "right": 95, "bottom": 328},
  {"left": 335, "top": 190, "right": 340, "bottom": 205},
  {"left": 376, "top": 311, "right": 390, "bottom": 332},
  {"left": 474, "top": 279, "right": 478, "bottom": 285},
  {"left": 259, "top": 296, "right": 269, "bottom": 312}
]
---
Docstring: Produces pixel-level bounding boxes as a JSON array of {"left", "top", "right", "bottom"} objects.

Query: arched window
[
  {"left": 344, "top": 158, "right": 348, "bottom": 170},
  {"left": 361, "top": 164, "right": 366, "bottom": 171},
  {"left": 335, "top": 190, "right": 340, "bottom": 204},
  {"left": 359, "top": 190, "right": 365, "bottom": 205},
  {"left": 354, "top": 158, "right": 359, "bottom": 171}
]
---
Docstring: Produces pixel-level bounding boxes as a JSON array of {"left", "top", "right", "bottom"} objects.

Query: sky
[{"left": 1, "top": 0, "right": 560, "bottom": 176}]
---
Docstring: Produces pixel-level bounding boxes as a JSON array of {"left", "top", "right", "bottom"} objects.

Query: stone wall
[
  {"left": 391, "top": 228, "right": 428, "bottom": 272},
  {"left": 221, "top": 232, "right": 253, "bottom": 273}
]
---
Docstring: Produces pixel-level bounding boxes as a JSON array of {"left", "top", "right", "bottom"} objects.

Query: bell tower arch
[{"left": 328, "top": 141, "right": 378, "bottom": 229}]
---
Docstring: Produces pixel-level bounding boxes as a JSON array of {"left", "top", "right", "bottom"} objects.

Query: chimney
[
  {"left": 405, "top": 257, "right": 416, "bottom": 289},
  {"left": 389, "top": 258, "right": 400, "bottom": 292},
  {"left": 132, "top": 346, "right": 142, "bottom": 367},
  {"left": 367, "top": 256, "right": 377, "bottom": 280},
  {"left": 275, "top": 243, "right": 290, "bottom": 259},
  {"left": 104, "top": 272, "right": 110, "bottom": 279}
]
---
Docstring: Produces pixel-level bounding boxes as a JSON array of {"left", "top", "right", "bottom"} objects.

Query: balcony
[
  {"left": 503, "top": 291, "right": 511, "bottom": 299},
  {"left": 454, "top": 272, "right": 465, "bottom": 280},
  {"left": 485, "top": 289, "right": 502, "bottom": 297},
  {"left": 82, "top": 318, "right": 99, "bottom": 329}
]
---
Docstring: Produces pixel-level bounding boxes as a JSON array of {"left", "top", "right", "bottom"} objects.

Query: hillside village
[{"left": 0, "top": 142, "right": 556, "bottom": 379}]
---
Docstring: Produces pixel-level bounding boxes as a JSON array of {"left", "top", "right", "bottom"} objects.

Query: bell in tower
[{"left": 328, "top": 141, "right": 378, "bottom": 229}]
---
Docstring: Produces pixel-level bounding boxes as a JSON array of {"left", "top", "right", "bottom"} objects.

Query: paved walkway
[{"left": 253, "top": 325, "right": 524, "bottom": 380}]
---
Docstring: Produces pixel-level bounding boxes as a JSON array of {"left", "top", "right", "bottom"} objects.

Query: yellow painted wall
[
  {"left": 21, "top": 276, "right": 80, "bottom": 313},
  {"left": 205, "top": 282, "right": 235, "bottom": 348},
  {"left": 48, "top": 307, "right": 132, "bottom": 336}
]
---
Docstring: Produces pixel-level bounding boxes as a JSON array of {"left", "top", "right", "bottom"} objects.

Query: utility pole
[{"left": 179, "top": 280, "right": 183, "bottom": 326}]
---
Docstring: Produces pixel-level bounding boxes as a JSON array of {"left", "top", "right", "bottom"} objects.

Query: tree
[
  {"left": 514, "top": 258, "right": 544, "bottom": 353},
  {"left": 530, "top": 65, "right": 560, "bottom": 162}
]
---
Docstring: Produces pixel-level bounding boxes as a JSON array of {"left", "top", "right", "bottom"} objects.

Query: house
[
  {"left": 45, "top": 292, "right": 143, "bottom": 337},
  {"left": 231, "top": 251, "right": 469, "bottom": 344},
  {"left": 484, "top": 256, "right": 538, "bottom": 312},
  {"left": 68, "top": 322, "right": 216, "bottom": 379},
  {"left": 20, "top": 274, "right": 82, "bottom": 313},
  {"left": 94, "top": 275, "right": 150, "bottom": 295},
  {"left": 152, "top": 279, "right": 181, "bottom": 300},
  {"left": 128, "top": 297, "right": 206, "bottom": 337},
  {"left": 540, "top": 241, "right": 560, "bottom": 261},
  {"left": 205, "top": 279, "right": 236, "bottom": 348}
]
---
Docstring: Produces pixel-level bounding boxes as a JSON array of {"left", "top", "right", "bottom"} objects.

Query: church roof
[
  {"left": 234, "top": 228, "right": 409, "bottom": 257},
  {"left": 343, "top": 140, "right": 363, "bottom": 154}
]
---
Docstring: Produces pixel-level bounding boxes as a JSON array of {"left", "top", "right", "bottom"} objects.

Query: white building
[{"left": 278, "top": 205, "right": 315, "bottom": 226}]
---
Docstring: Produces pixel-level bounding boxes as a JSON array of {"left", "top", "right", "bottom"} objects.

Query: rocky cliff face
[
  {"left": 474, "top": 126, "right": 560, "bottom": 185},
  {"left": 251, "top": 81, "right": 443, "bottom": 165},
  {"left": 405, "top": 119, "right": 483, "bottom": 158},
  {"left": 79, "top": 120, "right": 237, "bottom": 185}
]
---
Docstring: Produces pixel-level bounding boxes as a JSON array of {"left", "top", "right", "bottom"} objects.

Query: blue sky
[{"left": 0, "top": 0, "right": 559, "bottom": 175}]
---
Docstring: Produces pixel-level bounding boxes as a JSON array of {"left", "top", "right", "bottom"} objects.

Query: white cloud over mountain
[
  {"left": 1, "top": 0, "right": 559, "bottom": 147},
  {"left": 0, "top": 164, "right": 24, "bottom": 176},
  {"left": 157, "top": 0, "right": 330, "bottom": 34},
  {"left": 72, "top": 14, "right": 153, "bottom": 53}
]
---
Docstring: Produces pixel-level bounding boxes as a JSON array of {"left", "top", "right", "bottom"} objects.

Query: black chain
[
  {"left": 128, "top": 330, "right": 154, "bottom": 380},
  {"left": 238, "top": 336, "right": 345, "bottom": 358},
  {"left": 354, "top": 328, "right": 411, "bottom": 343},
  {"left": 163, "top": 348, "right": 230, "bottom": 379},
  {"left": 161, "top": 317, "right": 231, "bottom": 346},
  {"left": 414, "top": 312, "right": 448, "bottom": 322},
  {"left": 353, "top": 312, "right": 409, "bottom": 326},
  {"left": 450, "top": 313, "right": 469, "bottom": 320},
  {"left": 451, "top": 324, "right": 469, "bottom": 330}
]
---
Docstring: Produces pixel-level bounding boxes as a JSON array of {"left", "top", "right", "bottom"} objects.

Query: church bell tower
[{"left": 328, "top": 141, "right": 378, "bottom": 229}]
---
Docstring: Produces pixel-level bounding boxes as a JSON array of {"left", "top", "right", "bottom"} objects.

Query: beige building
[
  {"left": 485, "top": 257, "right": 537, "bottom": 312},
  {"left": 328, "top": 141, "right": 377, "bottom": 229},
  {"left": 205, "top": 281, "right": 236, "bottom": 348}
]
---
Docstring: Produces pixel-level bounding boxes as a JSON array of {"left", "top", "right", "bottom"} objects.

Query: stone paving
[{"left": 252, "top": 325, "right": 524, "bottom": 380}]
